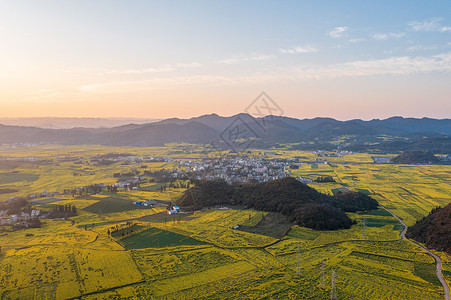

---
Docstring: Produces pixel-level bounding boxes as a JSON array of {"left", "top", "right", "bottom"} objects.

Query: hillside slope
[
  {"left": 406, "top": 204, "right": 451, "bottom": 254},
  {"left": 177, "top": 177, "right": 378, "bottom": 230}
]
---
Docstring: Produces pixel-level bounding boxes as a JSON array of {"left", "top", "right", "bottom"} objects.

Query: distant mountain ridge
[{"left": 0, "top": 114, "right": 450, "bottom": 153}]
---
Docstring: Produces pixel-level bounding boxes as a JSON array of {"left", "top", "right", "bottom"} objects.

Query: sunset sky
[{"left": 1, "top": 1, "right": 451, "bottom": 120}]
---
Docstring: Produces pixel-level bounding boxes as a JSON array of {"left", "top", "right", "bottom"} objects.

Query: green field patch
[
  {"left": 404, "top": 208, "right": 427, "bottom": 220},
  {"left": 111, "top": 224, "right": 144, "bottom": 238},
  {"left": 31, "top": 197, "right": 67, "bottom": 204},
  {"left": 360, "top": 209, "right": 393, "bottom": 217},
  {"left": 365, "top": 217, "right": 400, "bottom": 228},
  {"left": 356, "top": 188, "right": 371, "bottom": 195},
  {"left": 237, "top": 212, "right": 293, "bottom": 239},
  {"left": 140, "top": 183, "right": 167, "bottom": 192},
  {"left": 77, "top": 221, "right": 110, "bottom": 229},
  {"left": 119, "top": 227, "right": 207, "bottom": 249},
  {"left": 286, "top": 228, "right": 319, "bottom": 240},
  {"left": 331, "top": 186, "right": 350, "bottom": 196},
  {"left": 414, "top": 261, "right": 442, "bottom": 286},
  {"left": 83, "top": 196, "right": 143, "bottom": 214},
  {"left": 0, "top": 173, "right": 39, "bottom": 184},
  {"left": 311, "top": 164, "right": 318, "bottom": 169},
  {"left": 393, "top": 224, "right": 404, "bottom": 231}
]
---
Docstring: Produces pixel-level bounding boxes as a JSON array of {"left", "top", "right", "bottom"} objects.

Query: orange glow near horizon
[{"left": 1, "top": 1, "right": 451, "bottom": 120}]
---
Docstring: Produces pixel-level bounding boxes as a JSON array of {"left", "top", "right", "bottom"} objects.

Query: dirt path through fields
[{"left": 381, "top": 205, "right": 450, "bottom": 300}]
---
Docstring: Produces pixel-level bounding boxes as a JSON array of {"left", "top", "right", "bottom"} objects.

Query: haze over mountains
[
  {"left": 0, "top": 117, "right": 161, "bottom": 129},
  {"left": 0, "top": 114, "right": 450, "bottom": 153}
]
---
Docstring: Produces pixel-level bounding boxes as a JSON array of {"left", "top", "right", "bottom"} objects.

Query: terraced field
[{"left": 0, "top": 145, "right": 450, "bottom": 299}]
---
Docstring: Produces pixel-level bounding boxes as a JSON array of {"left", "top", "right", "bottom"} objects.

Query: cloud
[
  {"left": 63, "top": 63, "right": 202, "bottom": 75},
  {"left": 407, "top": 44, "right": 438, "bottom": 51},
  {"left": 79, "top": 74, "right": 287, "bottom": 93},
  {"left": 349, "top": 38, "right": 365, "bottom": 43},
  {"left": 249, "top": 53, "right": 274, "bottom": 61},
  {"left": 103, "top": 65, "right": 175, "bottom": 75},
  {"left": 409, "top": 18, "right": 451, "bottom": 32},
  {"left": 21, "top": 89, "right": 62, "bottom": 102},
  {"left": 328, "top": 27, "right": 348, "bottom": 38},
  {"left": 279, "top": 45, "right": 317, "bottom": 54},
  {"left": 295, "top": 52, "right": 451, "bottom": 79},
  {"left": 216, "top": 53, "right": 274, "bottom": 64},
  {"left": 79, "top": 52, "right": 451, "bottom": 93},
  {"left": 371, "top": 32, "right": 405, "bottom": 40}
]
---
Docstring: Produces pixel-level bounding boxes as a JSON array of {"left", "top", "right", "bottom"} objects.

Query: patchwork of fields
[{"left": 0, "top": 145, "right": 450, "bottom": 299}]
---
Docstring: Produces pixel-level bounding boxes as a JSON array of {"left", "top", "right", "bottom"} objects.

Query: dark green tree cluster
[
  {"left": 177, "top": 177, "right": 378, "bottom": 231},
  {"left": 168, "top": 179, "right": 191, "bottom": 189},
  {"left": 407, "top": 204, "right": 451, "bottom": 254},
  {"left": 70, "top": 184, "right": 103, "bottom": 196},
  {"left": 315, "top": 176, "right": 335, "bottom": 183},
  {"left": 0, "top": 197, "right": 30, "bottom": 215},
  {"left": 48, "top": 204, "right": 77, "bottom": 219}
]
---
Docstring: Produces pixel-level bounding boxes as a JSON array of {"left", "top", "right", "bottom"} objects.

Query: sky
[{"left": 0, "top": 0, "right": 451, "bottom": 120}]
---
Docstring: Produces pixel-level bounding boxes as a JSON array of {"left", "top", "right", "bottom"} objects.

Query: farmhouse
[{"left": 167, "top": 205, "right": 180, "bottom": 215}]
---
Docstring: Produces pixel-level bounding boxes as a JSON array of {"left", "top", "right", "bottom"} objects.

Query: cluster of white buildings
[
  {"left": 177, "top": 157, "right": 292, "bottom": 184},
  {"left": 313, "top": 150, "right": 354, "bottom": 157},
  {"left": 0, "top": 209, "right": 40, "bottom": 225}
]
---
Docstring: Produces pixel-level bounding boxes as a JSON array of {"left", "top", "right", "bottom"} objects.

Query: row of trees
[
  {"left": 315, "top": 176, "right": 335, "bottom": 183},
  {"left": 48, "top": 204, "right": 77, "bottom": 219}
]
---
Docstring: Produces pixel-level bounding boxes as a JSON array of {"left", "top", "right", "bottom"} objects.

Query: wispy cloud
[
  {"left": 79, "top": 74, "right": 288, "bottom": 93},
  {"left": 409, "top": 18, "right": 451, "bottom": 32},
  {"left": 295, "top": 52, "right": 451, "bottom": 79},
  {"left": 407, "top": 44, "right": 438, "bottom": 51},
  {"left": 21, "top": 89, "right": 62, "bottom": 102},
  {"left": 216, "top": 53, "right": 274, "bottom": 64},
  {"left": 349, "top": 38, "right": 366, "bottom": 43},
  {"left": 79, "top": 52, "right": 451, "bottom": 93},
  {"left": 279, "top": 44, "right": 317, "bottom": 54},
  {"left": 328, "top": 26, "right": 348, "bottom": 38},
  {"left": 371, "top": 32, "right": 405, "bottom": 40},
  {"left": 103, "top": 65, "right": 175, "bottom": 75},
  {"left": 63, "top": 63, "right": 202, "bottom": 75}
]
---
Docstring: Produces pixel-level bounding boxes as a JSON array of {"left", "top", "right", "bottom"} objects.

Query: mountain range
[{"left": 0, "top": 114, "right": 450, "bottom": 153}]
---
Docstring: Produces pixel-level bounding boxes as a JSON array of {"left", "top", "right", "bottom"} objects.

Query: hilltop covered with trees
[
  {"left": 407, "top": 204, "right": 451, "bottom": 254},
  {"left": 177, "top": 177, "right": 378, "bottom": 230},
  {"left": 391, "top": 150, "right": 439, "bottom": 164}
]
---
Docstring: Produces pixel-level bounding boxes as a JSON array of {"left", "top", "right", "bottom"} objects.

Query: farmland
[{"left": 0, "top": 145, "right": 450, "bottom": 299}]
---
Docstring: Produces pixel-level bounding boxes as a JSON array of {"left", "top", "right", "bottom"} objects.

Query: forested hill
[
  {"left": 407, "top": 204, "right": 451, "bottom": 254},
  {"left": 177, "top": 177, "right": 379, "bottom": 230},
  {"left": 391, "top": 150, "right": 440, "bottom": 164}
]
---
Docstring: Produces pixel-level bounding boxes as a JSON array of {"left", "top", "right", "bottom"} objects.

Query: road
[{"left": 381, "top": 205, "right": 450, "bottom": 300}]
